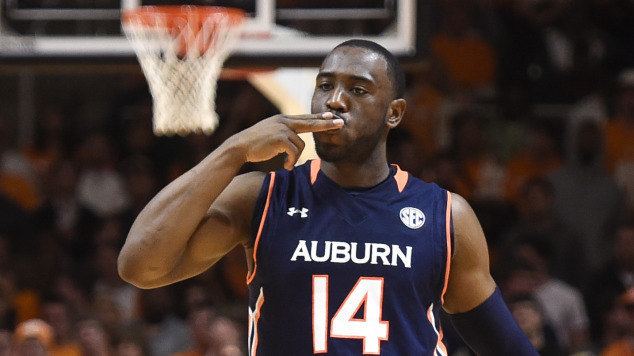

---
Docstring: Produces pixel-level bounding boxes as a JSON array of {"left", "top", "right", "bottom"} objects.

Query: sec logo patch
[{"left": 400, "top": 207, "right": 425, "bottom": 229}]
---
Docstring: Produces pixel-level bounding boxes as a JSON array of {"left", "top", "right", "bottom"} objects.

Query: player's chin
[
  {"left": 313, "top": 130, "right": 343, "bottom": 144},
  {"left": 314, "top": 141, "right": 347, "bottom": 162}
]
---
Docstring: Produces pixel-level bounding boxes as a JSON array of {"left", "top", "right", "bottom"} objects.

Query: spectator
[
  {"left": 549, "top": 120, "right": 622, "bottom": 274},
  {"left": 13, "top": 319, "right": 53, "bottom": 356},
  {"left": 447, "top": 110, "right": 505, "bottom": 201},
  {"left": 0, "top": 250, "right": 46, "bottom": 327},
  {"left": 507, "top": 295, "right": 563, "bottom": 356},
  {"left": 115, "top": 337, "right": 145, "bottom": 356},
  {"left": 208, "top": 317, "right": 243, "bottom": 356},
  {"left": 41, "top": 298, "right": 81, "bottom": 356},
  {"left": 587, "top": 222, "right": 634, "bottom": 341},
  {"left": 139, "top": 288, "right": 191, "bottom": 356},
  {"left": 91, "top": 296, "right": 124, "bottom": 342},
  {"left": 604, "top": 69, "right": 634, "bottom": 212},
  {"left": 601, "top": 289, "right": 634, "bottom": 356},
  {"left": 399, "top": 62, "right": 448, "bottom": 161},
  {"left": 499, "top": 178, "right": 582, "bottom": 286},
  {"left": 91, "top": 244, "right": 139, "bottom": 323},
  {"left": 431, "top": 0, "right": 496, "bottom": 93},
  {"left": 49, "top": 275, "right": 90, "bottom": 318},
  {"left": 76, "top": 133, "right": 130, "bottom": 217},
  {"left": 38, "top": 161, "right": 81, "bottom": 242},
  {"left": 77, "top": 319, "right": 111, "bottom": 356},
  {"left": 501, "top": 238, "right": 591, "bottom": 353},
  {"left": 504, "top": 121, "right": 562, "bottom": 203},
  {"left": 0, "top": 115, "right": 40, "bottom": 213},
  {"left": 23, "top": 106, "right": 68, "bottom": 178},
  {"left": 174, "top": 305, "right": 216, "bottom": 356},
  {"left": 182, "top": 282, "right": 212, "bottom": 316}
]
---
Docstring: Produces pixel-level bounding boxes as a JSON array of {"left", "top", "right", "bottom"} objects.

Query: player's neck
[{"left": 320, "top": 149, "right": 390, "bottom": 189}]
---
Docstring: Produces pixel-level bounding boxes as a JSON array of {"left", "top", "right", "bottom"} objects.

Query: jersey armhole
[
  {"left": 249, "top": 173, "right": 273, "bottom": 242},
  {"left": 440, "top": 190, "right": 453, "bottom": 304},
  {"left": 246, "top": 172, "right": 276, "bottom": 285}
]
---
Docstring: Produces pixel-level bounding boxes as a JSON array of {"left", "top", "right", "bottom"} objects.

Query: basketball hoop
[{"left": 122, "top": 6, "right": 245, "bottom": 136}]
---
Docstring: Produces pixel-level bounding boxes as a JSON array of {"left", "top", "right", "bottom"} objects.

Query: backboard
[
  {"left": 0, "top": 0, "right": 423, "bottom": 65},
  {"left": 0, "top": 0, "right": 426, "bottom": 159}
]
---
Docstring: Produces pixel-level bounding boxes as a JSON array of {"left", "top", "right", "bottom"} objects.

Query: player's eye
[
  {"left": 351, "top": 87, "right": 368, "bottom": 95},
  {"left": 318, "top": 83, "right": 333, "bottom": 91}
]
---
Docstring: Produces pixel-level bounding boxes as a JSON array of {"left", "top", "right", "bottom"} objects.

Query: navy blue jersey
[{"left": 247, "top": 160, "right": 453, "bottom": 355}]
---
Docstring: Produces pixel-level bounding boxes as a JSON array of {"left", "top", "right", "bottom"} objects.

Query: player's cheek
[{"left": 310, "top": 93, "right": 326, "bottom": 113}]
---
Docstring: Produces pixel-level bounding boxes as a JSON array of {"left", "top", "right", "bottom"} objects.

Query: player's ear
[{"left": 386, "top": 98, "right": 406, "bottom": 128}]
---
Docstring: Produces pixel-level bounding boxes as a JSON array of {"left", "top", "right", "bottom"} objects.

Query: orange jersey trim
[
  {"left": 440, "top": 191, "right": 452, "bottom": 303},
  {"left": 246, "top": 172, "right": 276, "bottom": 285},
  {"left": 392, "top": 165, "right": 409, "bottom": 193},
  {"left": 426, "top": 304, "right": 448, "bottom": 356},
  {"left": 249, "top": 288, "right": 265, "bottom": 356},
  {"left": 310, "top": 159, "right": 321, "bottom": 185}
]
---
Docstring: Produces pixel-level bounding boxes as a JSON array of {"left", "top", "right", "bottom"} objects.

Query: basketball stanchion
[{"left": 122, "top": 6, "right": 244, "bottom": 136}]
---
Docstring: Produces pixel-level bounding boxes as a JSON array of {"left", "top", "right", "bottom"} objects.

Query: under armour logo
[{"left": 287, "top": 207, "right": 309, "bottom": 218}]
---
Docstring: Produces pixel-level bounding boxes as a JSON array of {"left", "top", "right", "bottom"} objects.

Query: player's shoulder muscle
[
  {"left": 444, "top": 192, "right": 495, "bottom": 313},
  {"left": 450, "top": 192, "right": 486, "bottom": 255}
]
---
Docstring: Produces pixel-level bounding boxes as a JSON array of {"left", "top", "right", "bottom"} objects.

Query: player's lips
[{"left": 330, "top": 112, "right": 348, "bottom": 125}]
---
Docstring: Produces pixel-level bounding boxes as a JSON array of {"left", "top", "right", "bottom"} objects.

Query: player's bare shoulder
[
  {"left": 444, "top": 192, "right": 496, "bottom": 313},
  {"left": 450, "top": 193, "right": 483, "bottom": 248},
  {"left": 448, "top": 192, "right": 491, "bottom": 268}
]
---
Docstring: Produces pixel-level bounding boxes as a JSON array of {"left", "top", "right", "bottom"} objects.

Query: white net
[{"left": 122, "top": 7, "right": 243, "bottom": 136}]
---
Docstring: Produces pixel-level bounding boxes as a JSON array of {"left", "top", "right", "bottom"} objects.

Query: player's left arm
[{"left": 443, "top": 193, "right": 538, "bottom": 356}]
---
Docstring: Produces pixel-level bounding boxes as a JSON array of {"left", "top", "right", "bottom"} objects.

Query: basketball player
[{"left": 118, "top": 40, "right": 537, "bottom": 355}]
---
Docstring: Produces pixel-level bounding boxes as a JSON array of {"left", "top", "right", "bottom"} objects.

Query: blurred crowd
[{"left": 1, "top": 0, "right": 634, "bottom": 355}]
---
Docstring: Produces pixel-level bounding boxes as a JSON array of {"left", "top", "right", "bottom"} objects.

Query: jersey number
[{"left": 312, "top": 275, "right": 389, "bottom": 354}]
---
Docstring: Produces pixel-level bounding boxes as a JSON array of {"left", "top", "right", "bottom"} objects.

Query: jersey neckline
[{"left": 308, "top": 159, "right": 408, "bottom": 199}]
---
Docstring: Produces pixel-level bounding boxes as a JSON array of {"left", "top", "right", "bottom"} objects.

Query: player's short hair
[{"left": 332, "top": 39, "right": 406, "bottom": 99}]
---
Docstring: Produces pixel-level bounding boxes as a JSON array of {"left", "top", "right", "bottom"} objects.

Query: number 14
[{"left": 312, "top": 275, "right": 389, "bottom": 354}]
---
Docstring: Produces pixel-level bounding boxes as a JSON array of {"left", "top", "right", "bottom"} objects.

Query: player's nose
[{"left": 326, "top": 87, "right": 348, "bottom": 112}]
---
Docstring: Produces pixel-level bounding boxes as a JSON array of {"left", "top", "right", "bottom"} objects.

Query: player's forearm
[{"left": 118, "top": 137, "right": 246, "bottom": 287}]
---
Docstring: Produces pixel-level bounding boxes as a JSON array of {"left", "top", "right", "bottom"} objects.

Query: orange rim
[
  {"left": 220, "top": 67, "right": 276, "bottom": 80},
  {"left": 122, "top": 6, "right": 245, "bottom": 29},
  {"left": 122, "top": 6, "right": 245, "bottom": 57}
]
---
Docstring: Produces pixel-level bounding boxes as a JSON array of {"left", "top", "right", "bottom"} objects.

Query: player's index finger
[{"left": 285, "top": 112, "right": 344, "bottom": 133}]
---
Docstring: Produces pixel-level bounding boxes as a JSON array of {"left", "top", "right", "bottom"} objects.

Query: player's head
[
  {"left": 311, "top": 39, "right": 406, "bottom": 163},
  {"left": 333, "top": 39, "right": 406, "bottom": 100}
]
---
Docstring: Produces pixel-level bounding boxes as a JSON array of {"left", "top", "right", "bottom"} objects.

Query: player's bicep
[
  {"left": 167, "top": 171, "right": 265, "bottom": 280},
  {"left": 443, "top": 193, "right": 496, "bottom": 314}
]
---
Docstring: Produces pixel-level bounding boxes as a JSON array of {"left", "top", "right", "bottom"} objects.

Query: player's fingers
[
  {"left": 286, "top": 112, "right": 333, "bottom": 121},
  {"left": 287, "top": 131, "right": 306, "bottom": 153},
  {"left": 282, "top": 138, "right": 300, "bottom": 170},
  {"left": 284, "top": 113, "right": 344, "bottom": 134}
]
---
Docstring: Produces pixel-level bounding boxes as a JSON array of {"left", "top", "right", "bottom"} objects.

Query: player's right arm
[{"left": 117, "top": 112, "right": 343, "bottom": 289}]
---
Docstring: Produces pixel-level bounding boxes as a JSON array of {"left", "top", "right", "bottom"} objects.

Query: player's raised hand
[{"left": 231, "top": 112, "right": 343, "bottom": 170}]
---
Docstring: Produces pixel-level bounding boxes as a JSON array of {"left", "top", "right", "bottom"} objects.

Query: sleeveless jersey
[{"left": 247, "top": 160, "right": 453, "bottom": 355}]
